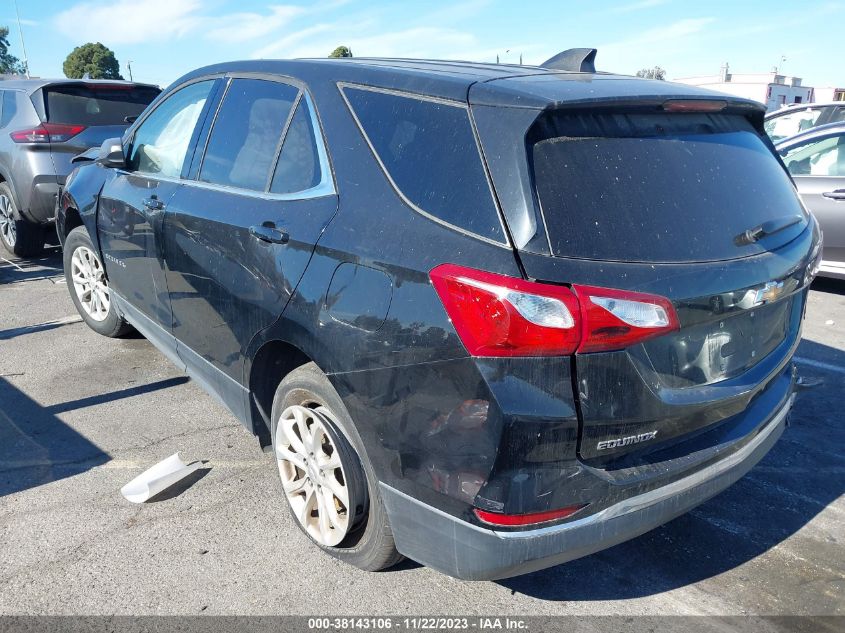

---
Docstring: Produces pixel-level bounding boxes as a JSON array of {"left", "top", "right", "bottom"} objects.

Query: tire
[
  {"left": 0, "top": 182, "right": 43, "bottom": 257},
  {"left": 63, "top": 226, "right": 133, "bottom": 338},
  {"left": 271, "top": 362, "right": 404, "bottom": 571}
]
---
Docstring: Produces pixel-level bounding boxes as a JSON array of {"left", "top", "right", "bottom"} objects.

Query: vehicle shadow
[
  {"left": 0, "top": 375, "right": 190, "bottom": 497},
  {"left": 0, "top": 248, "right": 63, "bottom": 285},
  {"left": 811, "top": 277, "right": 845, "bottom": 296},
  {"left": 498, "top": 338, "right": 844, "bottom": 600},
  {"left": 0, "top": 376, "right": 109, "bottom": 497}
]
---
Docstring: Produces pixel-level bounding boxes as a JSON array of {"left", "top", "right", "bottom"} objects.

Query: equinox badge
[{"left": 597, "top": 430, "right": 658, "bottom": 450}]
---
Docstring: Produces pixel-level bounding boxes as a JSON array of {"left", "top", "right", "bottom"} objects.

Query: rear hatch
[
  {"left": 470, "top": 78, "right": 821, "bottom": 465},
  {"left": 34, "top": 82, "right": 160, "bottom": 177}
]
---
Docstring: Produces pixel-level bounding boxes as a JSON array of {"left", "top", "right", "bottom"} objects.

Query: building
[
  {"left": 674, "top": 63, "right": 814, "bottom": 112},
  {"left": 814, "top": 87, "right": 845, "bottom": 103}
]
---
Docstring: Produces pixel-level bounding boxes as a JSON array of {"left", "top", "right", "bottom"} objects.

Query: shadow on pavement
[
  {"left": 0, "top": 248, "right": 63, "bottom": 285},
  {"left": 811, "top": 277, "right": 845, "bottom": 296},
  {"left": 0, "top": 375, "right": 191, "bottom": 497},
  {"left": 0, "top": 376, "right": 109, "bottom": 497},
  {"left": 0, "top": 317, "right": 81, "bottom": 341},
  {"left": 499, "top": 338, "right": 844, "bottom": 601}
]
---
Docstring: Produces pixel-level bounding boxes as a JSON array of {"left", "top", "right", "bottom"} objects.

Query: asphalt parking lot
[{"left": 0, "top": 248, "right": 842, "bottom": 616}]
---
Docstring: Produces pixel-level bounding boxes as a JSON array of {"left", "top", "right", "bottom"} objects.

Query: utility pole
[
  {"left": 12, "top": 0, "right": 30, "bottom": 77},
  {"left": 127, "top": 61, "right": 134, "bottom": 82}
]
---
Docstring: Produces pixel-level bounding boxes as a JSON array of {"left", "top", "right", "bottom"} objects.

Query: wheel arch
[{"left": 247, "top": 338, "right": 316, "bottom": 448}]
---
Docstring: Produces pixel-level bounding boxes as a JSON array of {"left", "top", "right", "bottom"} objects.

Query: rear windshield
[
  {"left": 43, "top": 85, "right": 160, "bottom": 126},
  {"left": 530, "top": 113, "right": 807, "bottom": 263}
]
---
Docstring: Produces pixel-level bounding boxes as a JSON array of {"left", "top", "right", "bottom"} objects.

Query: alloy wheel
[
  {"left": 70, "top": 246, "right": 111, "bottom": 322},
  {"left": 275, "top": 405, "right": 352, "bottom": 546},
  {"left": 0, "top": 194, "right": 16, "bottom": 248}
]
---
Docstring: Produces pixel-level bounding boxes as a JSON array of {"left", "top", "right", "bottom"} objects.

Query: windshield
[
  {"left": 530, "top": 112, "right": 807, "bottom": 263},
  {"left": 44, "top": 84, "right": 160, "bottom": 126}
]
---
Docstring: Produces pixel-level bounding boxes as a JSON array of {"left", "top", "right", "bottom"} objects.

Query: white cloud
[
  {"left": 7, "top": 17, "right": 38, "bottom": 27},
  {"left": 253, "top": 22, "right": 481, "bottom": 61},
  {"left": 203, "top": 5, "right": 305, "bottom": 43},
  {"left": 607, "top": 0, "right": 669, "bottom": 13},
  {"left": 54, "top": 0, "right": 203, "bottom": 45}
]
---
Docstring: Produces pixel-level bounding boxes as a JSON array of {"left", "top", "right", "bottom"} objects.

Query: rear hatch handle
[{"left": 734, "top": 214, "right": 804, "bottom": 246}]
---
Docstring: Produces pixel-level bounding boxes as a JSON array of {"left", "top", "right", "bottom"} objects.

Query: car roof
[
  {"left": 765, "top": 102, "right": 844, "bottom": 118},
  {"left": 774, "top": 121, "right": 845, "bottom": 148},
  {"left": 176, "top": 57, "right": 765, "bottom": 111},
  {"left": 0, "top": 78, "right": 159, "bottom": 95}
]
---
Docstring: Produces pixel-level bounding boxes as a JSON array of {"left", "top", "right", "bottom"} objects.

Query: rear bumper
[
  {"left": 381, "top": 393, "right": 792, "bottom": 580},
  {"left": 24, "top": 178, "right": 62, "bottom": 224}
]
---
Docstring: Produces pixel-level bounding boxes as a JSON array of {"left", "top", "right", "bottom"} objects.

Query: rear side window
[
  {"left": 530, "top": 112, "right": 807, "bottom": 263},
  {"left": 270, "top": 99, "right": 322, "bottom": 194},
  {"left": 0, "top": 91, "right": 16, "bottom": 128},
  {"left": 342, "top": 86, "right": 504, "bottom": 242},
  {"left": 43, "top": 85, "right": 160, "bottom": 125},
  {"left": 781, "top": 134, "right": 845, "bottom": 176},
  {"left": 200, "top": 78, "right": 299, "bottom": 191}
]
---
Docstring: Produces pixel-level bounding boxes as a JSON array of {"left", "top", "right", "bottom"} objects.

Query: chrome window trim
[
  {"left": 123, "top": 75, "right": 336, "bottom": 201},
  {"left": 264, "top": 91, "right": 303, "bottom": 192},
  {"left": 337, "top": 81, "right": 511, "bottom": 249}
]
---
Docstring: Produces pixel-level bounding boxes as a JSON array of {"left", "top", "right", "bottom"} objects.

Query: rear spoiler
[{"left": 541, "top": 48, "right": 597, "bottom": 73}]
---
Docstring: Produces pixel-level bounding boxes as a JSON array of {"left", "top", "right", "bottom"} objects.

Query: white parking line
[
  {"left": 1, "top": 257, "right": 25, "bottom": 272},
  {"left": 794, "top": 356, "right": 845, "bottom": 375}
]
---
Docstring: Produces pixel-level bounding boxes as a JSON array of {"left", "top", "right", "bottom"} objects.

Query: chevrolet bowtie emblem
[{"left": 754, "top": 280, "right": 785, "bottom": 306}]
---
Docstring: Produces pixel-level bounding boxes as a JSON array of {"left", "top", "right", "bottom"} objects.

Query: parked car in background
[
  {"left": 0, "top": 79, "right": 160, "bottom": 256},
  {"left": 57, "top": 54, "right": 820, "bottom": 580},
  {"left": 777, "top": 121, "right": 845, "bottom": 279},
  {"left": 764, "top": 102, "right": 845, "bottom": 143}
]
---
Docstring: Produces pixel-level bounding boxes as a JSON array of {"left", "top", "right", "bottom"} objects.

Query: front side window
[
  {"left": 128, "top": 80, "right": 214, "bottom": 178},
  {"left": 200, "top": 78, "right": 299, "bottom": 191},
  {"left": 764, "top": 108, "right": 822, "bottom": 142},
  {"left": 782, "top": 134, "right": 845, "bottom": 176},
  {"left": 342, "top": 86, "right": 503, "bottom": 242}
]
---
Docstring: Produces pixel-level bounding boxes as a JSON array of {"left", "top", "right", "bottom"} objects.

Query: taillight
[
  {"left": 429, "top": 264, "right": 679, "bottom": 356},
  {"left": 474, "top": 504, "right": 587, "bottom": 526},
  {"left": 571, "top": 284, "right": 680, "bottom": 353},
  {"left": 10, "top": 123, "right": 86, "bottom": 143},
  {"left": 429, "top": 264, "right": 581, "bottom": 356}
]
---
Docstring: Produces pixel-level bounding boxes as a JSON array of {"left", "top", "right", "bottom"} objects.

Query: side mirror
[{"left": 96, "top": 137, "right": 126, "bottom": 169}]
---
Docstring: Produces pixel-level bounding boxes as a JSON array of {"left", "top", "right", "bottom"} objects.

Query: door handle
[
  {"left": 249, "top": 224, "right": 289, "bottom": 244},
  {"left": 822, "top": 189, "right": 845, "bottom": 201},
  {"left": 142, "top": 196, "right": 165, "bottom": 210}
]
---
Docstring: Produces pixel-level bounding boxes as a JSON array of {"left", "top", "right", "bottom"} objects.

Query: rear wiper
[{"left": 734, "top": 214, "right": 804, "bottom": 246}]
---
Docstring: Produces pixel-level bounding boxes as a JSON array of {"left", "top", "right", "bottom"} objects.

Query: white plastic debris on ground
[{"left": 120, "top": 453, "right": 202, "bottom": 503}]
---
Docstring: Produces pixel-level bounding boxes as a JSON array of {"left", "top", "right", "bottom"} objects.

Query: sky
[{"left": 7, "top": 0, "right": 845, "bottom": 90}]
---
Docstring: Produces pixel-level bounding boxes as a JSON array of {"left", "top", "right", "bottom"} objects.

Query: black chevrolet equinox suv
[{"left": 57, "top": 51, "right": 821, "bottom": 580}]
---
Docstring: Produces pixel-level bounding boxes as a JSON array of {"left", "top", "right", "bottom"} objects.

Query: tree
[
  {"left": 0, "top": 26, "right": 25, "bottom": 75},
  {"left": 63, "top": 42, "right": 123, "bottom": 80},
  {"left": 636, "top": 66, "right": 666, "bottom": 80},
  {"left": 329, "top": 46, "right": 353, "bottom": 58}
]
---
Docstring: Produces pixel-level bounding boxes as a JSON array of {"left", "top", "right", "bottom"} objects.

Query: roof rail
[{"left": 540, "top": 48, "right": 597, "bottom": 73}]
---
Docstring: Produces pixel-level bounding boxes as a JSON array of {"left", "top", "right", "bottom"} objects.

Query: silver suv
[{"left": 0, "top": 79, "right": 160, "bottom": 256}]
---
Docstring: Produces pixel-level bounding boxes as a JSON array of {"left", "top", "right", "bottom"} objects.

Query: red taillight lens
[
  {"left": 474, "top": 504, "right": 587, "bottom": 526},
  {"left": 10, "top": 123, "right": 86, "bottom": 143},
  {"left": 429, "top": 264, "right": 680, "bottom": 356},
  {"left": 429, "top": 263, "right": 581, "bottom": 356},
  {"left": 571, "top": 284, "right": 680, "bottom": 353}
]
